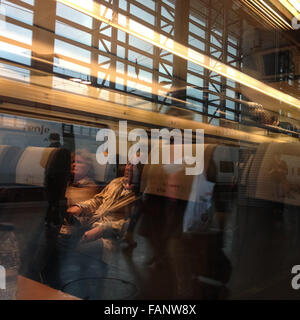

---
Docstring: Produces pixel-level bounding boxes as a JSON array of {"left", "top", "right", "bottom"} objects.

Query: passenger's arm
[
  {"left": 81, "top": 225, "right": 103, "bottom": 242},
  {"left": 72, "top": 194, "right": 103, "bottom": 217},
  {"left": 67, "top": 206, "right": 82, "bottom": 215},
  {"left": 81, "top": 220, "right": 124, "bottom": 242}
]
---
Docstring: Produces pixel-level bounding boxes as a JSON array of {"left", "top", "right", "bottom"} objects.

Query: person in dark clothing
[{"left": 48, "top": 133, "right": 62, "bottom": 148}]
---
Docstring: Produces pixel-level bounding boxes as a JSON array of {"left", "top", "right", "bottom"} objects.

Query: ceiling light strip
[
  {"left": 279, "top": 0, "right": 300, "bottom": 17},
  {"left": 288, "top": 0, "right": 300, "bottom": 13},
  {"left": 249, "top": 0, "right": 291, "bottom": 29},
  {"left": 243, "top": 0, "right": 280, "bottom": 29},
  {"left": 257, "top": 0, "right": 293, "bottom": 29},
  {"left": 56, "top": 0, "right": 300, "bottom": 109}
]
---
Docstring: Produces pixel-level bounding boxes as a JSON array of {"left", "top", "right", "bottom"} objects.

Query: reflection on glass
[
  {"left": 0, "top": 62, "right": 30, "bottom": 81},
  {"left": 54, "top": 39, "right": 91, "bottom": 64},
  {"left": 0, "top": 41, "right": 31, "bottom": 65},
  {"left": 1, "top": 0, "right": 33, "bottom": 25},
  {"left": 0, "top": 21, "right": 32, "bottom": 45},
  {"left": 56, "top": 2, "right": 93, "bottom": 28},
  {"left": 55, "top": 21, "right": 92, "bottom": 46}
]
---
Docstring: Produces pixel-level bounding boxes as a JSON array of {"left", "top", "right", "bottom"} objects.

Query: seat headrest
[
  {"left": 0, "top": 145, "right": 23, "bottom": 184},
  {"left": 141, "top": 144, "right": 217, "bottom": 200},
  {"left": 16, "top": 147, "right": 58, "bottom": 186},
  {"left": 92, "top": 157, "right": 117, "bottom": 184}
]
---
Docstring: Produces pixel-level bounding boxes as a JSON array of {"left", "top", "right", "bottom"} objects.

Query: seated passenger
[
  {"left": 66, "top": 149, "right": 98, "bottom": 205},
  {"left": 66, "top": 160, "right": 142, "bottom": 244},
  {"left": 60, "top": 149, "right": 99, "bottom": 235}
]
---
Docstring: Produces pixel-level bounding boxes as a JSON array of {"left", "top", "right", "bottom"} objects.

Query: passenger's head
[
  {"left": 49, "top": 133, "right": 60, "bottom": 143},
  {"left": 71, "top": 149, "right": 94, "bottom": 182}
]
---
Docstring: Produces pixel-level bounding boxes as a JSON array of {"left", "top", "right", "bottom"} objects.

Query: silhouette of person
[{"left": 48, "top": 133, "right": 62, "bottom": 148}]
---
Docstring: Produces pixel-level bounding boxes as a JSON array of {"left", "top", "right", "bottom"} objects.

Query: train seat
[
  {"left": 1, "top": 146, "right": 70, "bottom": 203},
  {"left": 91, "top": 157, "right": 117, "bottom": 188},
  {"left": 16, "top": 147, "right": 56, "bottom": 187}
]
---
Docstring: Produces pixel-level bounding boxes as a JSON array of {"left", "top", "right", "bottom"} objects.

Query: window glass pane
[
  {"left": 209, "top": 92, "right": 221, "bottom": 102},
  {"left": 187, "top": 98, "right": 203, "bottom": 112},
  {"left": 55, "top": 21, "right": 91, "bottom": 46},
  {"left": 99, "top": 4, "right": 113, "bottom": 20},
  {"left": 189, "top": 36, "right": 205, "bottom": 51},
  {"left": 187, "top": 74, "right": 203, "bottom": 87},
  {"left": 138, "top": 69, "right": 153, "bottom": 83},
  {"left": 161, "top": 6, "right": 174, "bottom": 21},
  {"left": 118, "top": 30, "right": 126, "bottom": 42},
  {"left": 118, "top": 0, "right": 127, "bottom": 11},
  {"left": 117, "top": 45, "right": 126, "bottom": 59},
  {"left": 1, "top": 1, "right": 33, "bottom": 25},
  {"left": 226, "top": 110, "right": 235, "bottom": 120},
  {"left": 127, "top": 65, "right": 138, "bottom": 78},
  {"left": 53, "top": 57, "right": 90, "bottom": 78},
  {"left": 226, "top": 89, "right": 236, "bottom": 99},
  {"left": 0, "top": 41, "right": 31, "bottom": 65},
  {"left": 128, "top": 50, "right": 153, "bottom": 68},
  {"left": 99, "top": 23, "right": 112, "bottom": 37},
  {"left": 187, "top": 86, "right": 203, "bottom": 99},
  {"left": 163, "top": 0, "right": 175, "bottom": 9},
  {"left": 226, "top": 99, "right": 235, "bottom": 110},
  {"left": 210, "top": 34, "right": 221, "bottom": 47},
  {"left": 56, "top": 3, "right": 93, "bottom": 28},
  {"left": 159, "top": 62, "right": 172, "bottom": 76},
  {"left": 190, "top": 13, "right": 206, "bottom": 27},
  {"left": 54, "top": 39, "right": 91, "bottom": 63},
  {"left": 188, "top": 61, "right": 204, "bottom": 75},
  {"left": 228, "top": 45, "right": 237, "bottom": 56},
  {"left": 116, "top": 61, "right": 124, "bottom": 74},
  {"left": 208, "top": 105, "right": 217, "bottom": 115},
  {"left": 160, "top": 51, "right": 173, "bottom": 63},
  {"left": 189, "top": 22, "right": 205, "bottom": 39},
  {"left": 130, "top": 4, "right": 155, "bottom": 25},
  {"left": 98, "top": 54, "right": 110, "bottom": 65},
  {"left": 20, "top": 0, "right": 34, "bottom": 5},
  {"left": 0, "top": 21, "right": 32, "bottom": 45},
  {"left": 134, "top": 0, "right": 155, "bottom": 11},
  {"left": 99, "top": 39, "right": 111, "bottom": 52},
  {"left": 115, "top": 76, "right": 124, "bottom": 89},
  {"left": 128, "top": 35, "right": 153, "bottom": 54},
  {"left": 0, "top": 62, "right": 30, "bottom": 81}
]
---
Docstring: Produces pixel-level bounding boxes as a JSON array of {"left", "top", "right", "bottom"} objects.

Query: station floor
[
  {"left": 2, "top": 201, "right": 300, "bottom": 300},
  {"left": 1, "top": 202, "right": 186, "bottom": 300}
]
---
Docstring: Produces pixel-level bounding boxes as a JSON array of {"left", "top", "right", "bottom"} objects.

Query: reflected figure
[
  {"left": 31, "top": 146, "right": 71, "bottom": 284},
  {"left": 60, "top": 149, "right": 99, "bottom": 235},
  {"left": 268, "top": 153, "right": 288, "bottom": 201},
  {"left": 35, "top": 149, "right": 98, "bottom": 286},
  {"left": 65, "top": 159, "right": 142, "bottom": 252},
  {"left": 67, "top": 150, "right": 98, "bottom": 203}
]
